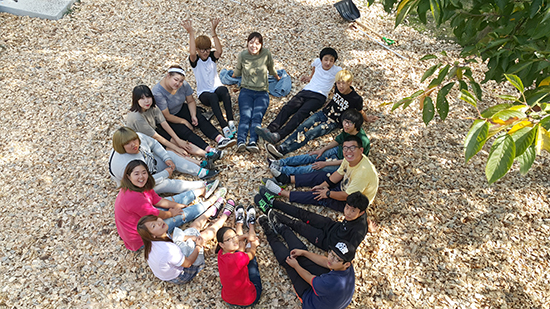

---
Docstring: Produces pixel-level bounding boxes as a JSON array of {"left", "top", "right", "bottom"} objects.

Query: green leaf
[
  {"left": 409, "top": 90, "right": 425, "bottom": 99},
  {"left": 530, "top": 0, "right": 543, "bottom": 18},
  {"left": 428, "top": 64, "right": 450, "bottom": 88},
  {"left": 429, "top": 0, "right": 442, "bottom": 24},
  {"left": 540, "top": 115, "right": 550, "bottom": 130},
  {"left": 505, "top": 74, "right": 524, "bottom": 93},
  {"left": 419, "top": 54, "right": 438, "bottom": 61},
  {"left": 510, "top": 126, "right": 536, "bottom": 158},
  {"left": 497, "top": 95, "right": 519, "bottom": 101},
  {"left": 459, "top": 89, "right": 477, "bottom": 108},
  {"left": 492, "top": 109, "right": 527, "bottom": 123},
  {"left": 517, "top": 145, "right": 536, "bottom": 175},
  {"left": 480, "top": 103, "right": 513, "bottom": 118},
  {"left": 421, "top": 64, "right": 441, "bottom": 83},
  {"left": 458, "top": 80, "right": 468, "bottom": 91},
  {"left": 436, "top": 95, "right": 450, "bottom": 121},
  {"left": 486, "top": 134, "right": 516, "bottom": 185},
  {"left": 392, "top": 97, "right": 412, "bottom": 111},
  {"left": 395, "top": 0, "right": 421, "bottom": 27},
  {"left": 464, "top": 119, "right": 489, "bottom": 163},
  {"left": 422, "top": 97, "right": 435, "bottom": 125},
  {"left": 469, "top": 81, "right": 482, "bottom": 100},
  {"left": 440, "top": 51, "right": 448, "bottom": 57}
]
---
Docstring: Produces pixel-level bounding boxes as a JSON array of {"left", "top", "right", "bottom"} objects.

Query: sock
[
  {"left": 223, "top": 209, "right": 232, "bottom": 217},
  {"left": 215, "top": 136, "right": 223, "bottom": 143},
  {"left": 197, "top": 168, "right": 208, "bottom": 178},
  {"left": 228, "top": 120, "right": 235, "bottom": 129},
  {"left": 206, "top": 146, "right": 215, "bottom": 153}
]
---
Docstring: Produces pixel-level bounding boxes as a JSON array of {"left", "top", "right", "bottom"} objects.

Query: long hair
[
  {"left": 247, "top": 32, "right": 263, "bottom": 52},
  {"left": 112, "top": 127, "right": 140, "bottom": 154},
  {"left": 120, "top": 160, "right": 155, "bottom": 192},
  {"left": 137, "top": 215, "right": 173, "bottom": 261},
  {"left": 130, "top": 85, "right": 157, "bottom": 113},
  {"left": 215, "top": 226, "right": 234, "bottom": 254}
]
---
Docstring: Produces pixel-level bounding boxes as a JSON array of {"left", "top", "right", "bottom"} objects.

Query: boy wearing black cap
[
  {"left": 259, "top": 215, "right": 356, "bottom": 309},
  {"left": 255, "top": 47, "right": 342, "bottom": 145}
]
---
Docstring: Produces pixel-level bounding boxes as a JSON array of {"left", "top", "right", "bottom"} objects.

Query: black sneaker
[
  {"left": 268, "top": 210, "right": 285, "bottom": 235},
  {"left": 200, "top": 159, "right": 216, "bottom": 170},
  {"left": 259, "top": 186, "right": 277, "bottom": 204},
  {"left": 266, "top": 143, "right": 283, "bottom": 159},
  {"left": 199, "top": 169, "right": 219, "bottom": 180},
  {"left": 218, "top": 137, "right": 237, "bottom": 149},
  {"left": 257, "top": 215, "right": 271, "bottom": 233},
  {"left": 254, "top": 126, "right": 280, "bottom": 144},
  {"left": 246, "top": 142, "right": 260, "bottom": 153},
  {"left": 254, "top": 194, "right": 272, "bottom": 214},
  {"left": 236, "top": 142, "right": 247, "bottom": 152},
  {"left": 206, "top": 150, "right": 224, "bottom": 162}
]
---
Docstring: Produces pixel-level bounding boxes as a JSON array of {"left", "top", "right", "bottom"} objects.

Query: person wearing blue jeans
[
  {"left": 277, "top": 146, "right": 339, "bottom": 176},
  {"left": 237, "top": 88, "right": 270, "bottom": 151}
]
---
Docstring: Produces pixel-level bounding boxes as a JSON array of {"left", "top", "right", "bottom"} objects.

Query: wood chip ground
[{"left": 0, "top": 0, "right": 549, "bottom": 308}]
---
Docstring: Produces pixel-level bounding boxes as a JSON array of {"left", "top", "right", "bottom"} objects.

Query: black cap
[
  {"left": 330, "top": 240, "right": 355, "bottom": 262},
  {"left": 320, "top": 47, "right": 338, "bottom": 62}
]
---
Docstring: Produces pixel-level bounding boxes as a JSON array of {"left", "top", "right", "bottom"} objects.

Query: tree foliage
[{"left": 373, "top": 0, "right": 550, "bottom": 184}]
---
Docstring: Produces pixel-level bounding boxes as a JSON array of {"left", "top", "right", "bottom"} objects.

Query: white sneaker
[{"left": 218, "top": 137, "right": 237, "bottom": 149}]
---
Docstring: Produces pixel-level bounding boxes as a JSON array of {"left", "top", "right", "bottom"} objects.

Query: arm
[
  {"left": 186, "top": 95, "right": 199, "bottom": 126},
  {"left": 309, "top": 140, "right": 339, "bottom": 158},
  {"left": 182, "top": 20, "right": 197, "bottom": 63},
  {"left": 161, "top": 108, "right": 193, "bottom": 129},
  {"left": 266, "top": 51, "right": 280, "bottom": 81},
  {"left": 312, "top": 171, "right": 346, "bottom": 200},
  {"left": 311, "top": 159, "right": 343, "bottom": 170},
  {"left": 232, "top": 53, "right": 242, "bottom": 77},
  {"left": 181, "top": 236, "right": 204, "bottom": 268},
  {"left": 291, "top": 249, "right": 329, "bottom": 268},
  {"left": 245, "top": 236, "right": 259, "bottom": 261},
  {"left": 300, "top": 67, "right": 315, "bottom": 83},
  {"left": 361, "top": 110, "right": 378, "bottom": 123},
  {"left": 154, "top": 198, "right": 184, "bottom": 219},
  {"left": 211, "top": 18, "right": 222, "bottom": 59}
]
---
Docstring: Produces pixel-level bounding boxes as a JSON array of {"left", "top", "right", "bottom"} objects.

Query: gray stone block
[{"left": 0, "top": 0, "right": 78, "bottom": 20}]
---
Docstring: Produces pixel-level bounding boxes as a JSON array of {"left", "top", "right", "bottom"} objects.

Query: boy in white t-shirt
[{"left": 255, "top": 48, "right": 342, "bottom": 144}]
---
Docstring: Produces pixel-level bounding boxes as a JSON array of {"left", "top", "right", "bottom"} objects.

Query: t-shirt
[
  {"left": 324, "top": 213, "right": 368, "bottom": 251},
  {"left": 125, "top": 107, "right": 166, "bottom": 137},
  {"left": 114, "top": 189, "right": 161, "bottom": 251},
  {"left": 334, "top": 128, "right": 371, "bottom": 159},
  {"left": 302, "top": 264, "right": 355, "bottom": 309},
  {"left": 233, "top": 48, "right": 277, "bottom": 92},
  {"left": 189, "top": 51, "right": 224, "bottom": 96},
  {"left": 217, "top": 250, "right": 256, "bottom": 306},
  {"left": 303, "top": 58, "right": 342, "bottom": 97},
  {"left": 152, "top": 81, "right": 194, "bottom": 115},
  {"left": 322, "top": 86, "right": 363, "bottom": 124},
  {"left": 147, "top": 240, "right": 186, "bottom": 281},
  {"left": 337, "top": 155, "right": 379, "bottom": 204}
]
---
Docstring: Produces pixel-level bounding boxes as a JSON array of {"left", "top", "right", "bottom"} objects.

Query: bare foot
[{"left": 367, "top": 218, "right": 378, "bottom": 233}]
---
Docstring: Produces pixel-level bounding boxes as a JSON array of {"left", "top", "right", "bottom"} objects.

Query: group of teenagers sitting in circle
[{"left": 108, "top": 18, "right": 380, "bottom": 308}]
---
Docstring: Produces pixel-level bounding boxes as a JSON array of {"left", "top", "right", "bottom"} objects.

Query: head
[
  {"left": 112, "top": 127, "right": 140, "bottom": 154},
  {"left": 343, "top": 192, "right": 369, "bottom": 221},
  {"left": 215, "top": 227, "right": 239, "bottom": 254},
  {"left": 341, "top": 109, "right": 363, "bottom": 133},
  {"left": 335, "top": 69, "right": 353, "bottom": 94},
  {"left": 164, "top": 65, "right": 186, "bottom": 91},
  {"left": 342, "top": 135, "right": 364, "bottom": 165},
  {"left": 319, "top": 47, "right": 338, "bottom": 70},
  {"left": 327, "top": 241, "right": 355, "bottom": 271},
  {"left": 247, "top": 32, "right": 263, "bottom": 55},
  {"left": 137, "top": 215, "right": 172, "bottom": 261},
  {"left": 120, "top": 160, "right": 155, "bottom": 192},
  {"left": 195, "top": 35, "right": 212, "bottom": 60},
  {"left": 131, "top": 85, "right": 157, "bottom": 113}
]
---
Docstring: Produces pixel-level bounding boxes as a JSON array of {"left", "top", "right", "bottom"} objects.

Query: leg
[
  {"left": 199, "top": 91, "right": 228, "bottom": 129},
  {"left": 273, "top": 200, "right": 334, "bottom": 229},
  {"left": 197, "top": 212, "right": 230, "bottom": 242},
  {"left": 280, "top": 147, "right": 339, "bottom": 175},
  {"left": 280, "top": 113, "right": 337, "bottom": 155},
  {"left": 247, "top": 257, "right": 262, "bottom": 305},
  {"left": 167, "top": 121, "right": 210, "bottom": 150},
  {"left": 249, "top": 91, "right": 270, "bottom": 144},
  {"left": 277, "top": 93, "right": 325, "bottom": 140},
  {"left": 293, "top": 171, "right": 331, "bottom": 188},
  {"left": 161, "top": 201, "right": 209, "bottom": 234},
  {"left": 237, "top": 89, "right": 254, "bottom": 145},
  {"left": 157, "top": 151, "right": 201, "bottom": 176},
  {"left": 176, "top": 104, "right": 222, "bottom": 142},
  {"left": 215, "top": 86, "right": 234, "bottom": 121},
  {"left": 273, "top": 211, "right": 327, "bottom": 250},
  {"left": 153, "top": 179, "right": 204, "bottom": 195},
  {"left": 266, "top": 91, "right": 307, "bottom": 132}
]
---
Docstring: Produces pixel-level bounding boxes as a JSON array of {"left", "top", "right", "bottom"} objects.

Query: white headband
[{"left": 167, "top": 68, "right": 185, "bottom": 76}]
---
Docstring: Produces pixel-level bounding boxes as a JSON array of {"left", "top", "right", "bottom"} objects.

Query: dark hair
[
  {"left": 341, "top": 109, "right": 363, "bottom": 131},
  {"left": 343, "top": 135, "right": 363, "bottom": 148},
  {"left": 130, "top": 85, "right": 157, "bottom": 113},
  {"left": 247, "top": 32, "right": 263, "bottom": 51},
  {"left": 215, "top": 227, "right": 234, "bottom": 253},
  {"left": 120, "top": 160, "right": 155, "bottom": 192},
  {"left": 112, "top": 127, "right": 140, "bottom": 154},
  {"left": 346, "top": 191, "right": 369, "bottom": 212},
  {"left": 167, "top": 64, "right": 185, "bottom": 77},
  {"left": 320, "top": 47, "right": 338, "bottom": 62},
  {"left": 137, "top": 215, "right": 173, "bottom": 261}
]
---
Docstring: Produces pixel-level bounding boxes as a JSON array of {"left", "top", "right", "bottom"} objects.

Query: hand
[
  {"left": 211, "top": 18, "right": 220, "bottom": 33},
  {"left": 182, "top": 19, "right": 194, "bottom": 33},
  {"left": 313, "top": 188, "right": 329, "bottom": 201},
  {"left": 191, "top": 116, "right": 199, "bottom": 126},
  {"left": 312, "top": 184, "right": 328, "bottom": 192},
  {"left": 175, "top": 138, "right": 191, "bottom": 151},
  {"left": 165, "top": 165, "right": 174, "bottom": 177},
  {"left": 286, "top": 255, "right": 299, "bottom": 268},
  {"left": 274, "top": 74, "right": 281, "bottom": 82},
  {"left": 194, "top": 235, "right": 204, "bottom": 247},
  {"left": 300, "top": 75, "right": 311, "bottom": 83},
  {"left": 311, "top": 161, "right": 327, "bottom": 170},
  {"left": 290, "top": 249, "right": 305, "bottom": 258},
  {"left": 169, "top": 207, "right": 183, "bottom": 217},
  {"left": 365, "top": 115, "right": 379, "bottom": 122},
  {"left": 308, "top": 149, "right": 324, "bottom": 159},
  {"left": 166, "top": 160, "right": 175, "bottom": 170},
  {"left": 169, "top": 146, "right": 189, "bottom": 158},
  {"left": 181, "top": 118, "right": 193, "bottom": 130}
]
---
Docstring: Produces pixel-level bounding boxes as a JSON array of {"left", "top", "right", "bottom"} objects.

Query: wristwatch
[{"left": 326, "top": 190, "right": 331, "bottom": 198}]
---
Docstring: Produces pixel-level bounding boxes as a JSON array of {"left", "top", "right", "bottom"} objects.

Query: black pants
[
  {"left": 264, "top": 223, "right": 330, "bottom": 297},
  {"left": 273, "top": 200, "right": 335, "bottom": 251},
  {"left": 199, "top": 86, "right": 234, "bottom": 129},
  {"left": 267, "top": 90, "right": 326, "bottom": 140}
]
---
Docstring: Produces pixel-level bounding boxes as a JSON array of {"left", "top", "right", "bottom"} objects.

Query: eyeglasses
[
  {"left": 223, "top": 234, "right": 238, "bottom": 243},
  {"left": 342, "top": 145, "right": 358, "bottom": 152},
  {"left": 198, "top": 48, "right": 211, "bottom": 53},
  {"left": 328, "top": 251, "right": 344, "bottom": 263}
]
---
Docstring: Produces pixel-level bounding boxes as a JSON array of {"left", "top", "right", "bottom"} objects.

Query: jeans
[
  {"left": 279, "top": 111, "right": 339, "bottom": 155},
  {"left": 156, "top": 194, "right": 208, "bottom": 234},
  {"left": 263, "top": 223, "right": 329, "bottom": 298},
  {"left": 289, "top": 171, "right": 347, "bottom": 213},
  {"left": 279, "top": 146, "right": 339, "bottom": 176},
  {"left": 199, "top": 86, "right": 234, "bottom": 129},
  {"left": 153, "top": 175, "right": 204, "bottom": 195},
  {"left": 228, "top": 257, "right": 263, "bottom": 307},
  {"left": 156, "top": 151, "right": 200, "bottom": 176},
  {"left": 237, "top": 88, "right": 270, "bottom": 144},
  {"left": 267, "top": 90, "right": 326, "bottom": 140}
]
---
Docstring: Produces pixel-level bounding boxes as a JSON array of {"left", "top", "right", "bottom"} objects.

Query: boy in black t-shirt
[{"left": 255, "top": 191, "right": 377, "bottom": 251}]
